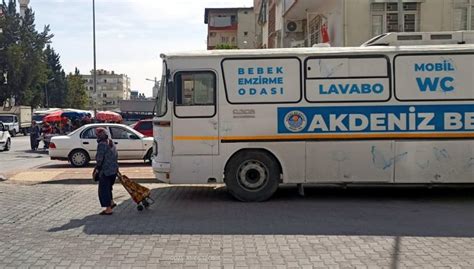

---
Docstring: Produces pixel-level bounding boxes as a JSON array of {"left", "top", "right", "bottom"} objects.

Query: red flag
[{"left": 321, "top": 23, "right": 330, "bottom": 43}]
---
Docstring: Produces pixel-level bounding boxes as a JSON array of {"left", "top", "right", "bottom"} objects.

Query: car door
[
  {"left": 79, "top": 127, "right": 100, "bottom": 159},
  {"left": 109, "top": 126, "right": 144, "bottom": 159}
]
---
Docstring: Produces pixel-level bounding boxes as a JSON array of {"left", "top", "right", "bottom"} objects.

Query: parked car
[
  {"left": 0, "top": 122, "right": 11, "bottom": 152},
  {"left": 49, "top": 123, "right": 154, "bottom": 167},
  {"left": 132, "top": 119, "right": 153, "bottom": 137}
]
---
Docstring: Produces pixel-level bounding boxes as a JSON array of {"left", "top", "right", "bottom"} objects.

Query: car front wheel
[
  {"left": 3, "top": 139, "right": 10, "bottom": 151},
  {"left": 69, "top": 149, "right": 90, "bottom": 167}
]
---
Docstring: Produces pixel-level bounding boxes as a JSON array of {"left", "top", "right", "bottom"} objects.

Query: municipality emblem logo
[{"left": 284, "top": 111, "right": 307, "bottom": 132}]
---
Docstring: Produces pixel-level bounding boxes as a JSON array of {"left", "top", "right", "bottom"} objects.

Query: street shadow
[
  {"left": 48, "top": 185, "right": 474, "bottom": 237},
  {"left": 41, "top": 178, "right": 156, "bottom": 185},
  {"left": 38, "top": 162, "right": 150, "bottom": 169},
  {"left": 22, "top": 150, "right": 49, "bottom": 155}
]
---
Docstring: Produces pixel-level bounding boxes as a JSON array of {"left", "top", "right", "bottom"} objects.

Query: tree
[
  {"left": 0, "top": 0, "right": 52, "bottom": 107},
  {"left": 66, "top": 68, "right": 88, "bottom": 109},
  {"left": 0, "top": 0, "right": 22, "bottom": 104},
  {"left": 214, "top": 44, "right": 238, "bottom": 49},
  {"left": 44, "top": 45, "right": 67, "bottom": 107}
]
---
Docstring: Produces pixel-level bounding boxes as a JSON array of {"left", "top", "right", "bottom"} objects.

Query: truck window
[
  {"left": 175, "top": 72, "right": 215, "bottom": 106},
  {"left": 0, "top": 116, "right": 13, "bottom": 123}
]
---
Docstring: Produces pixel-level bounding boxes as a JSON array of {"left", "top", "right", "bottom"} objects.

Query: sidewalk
[{"left": 6, "top": 164, "right": 155, "bottom": 184}]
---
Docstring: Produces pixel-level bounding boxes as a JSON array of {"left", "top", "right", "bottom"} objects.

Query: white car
[
  {"left": 0, "top": 122, "right": 12, "bottom": 151},
  {"left": 49, "top": 123, "right": 154, "bottom": 167}
]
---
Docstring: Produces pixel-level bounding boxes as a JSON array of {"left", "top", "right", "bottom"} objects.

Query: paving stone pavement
[{"left": 1, "top": 181, "right": 474, "bottom": 268}]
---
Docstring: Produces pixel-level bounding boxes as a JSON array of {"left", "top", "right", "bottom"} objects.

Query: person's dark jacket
[{"left": 95, "top": 139, "right": 119, "bottom": 177}]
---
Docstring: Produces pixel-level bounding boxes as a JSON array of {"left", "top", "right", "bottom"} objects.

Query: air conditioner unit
[
  {"left": 286, "top": 20, "right": 303, "bottom": 33},
  {"left": 290, "top": 40, "right": 306, "bottom": 48}
]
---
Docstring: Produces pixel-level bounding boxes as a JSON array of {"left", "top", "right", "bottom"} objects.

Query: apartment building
[
  {"left": 204, "top": 7, "right": 257, "bottom": 49},
  {"left": 83, "top": 70, "right": 131, "bottom": 111},
  {"left": 255, "top": 0, "right": 474, "bottom": 48}
]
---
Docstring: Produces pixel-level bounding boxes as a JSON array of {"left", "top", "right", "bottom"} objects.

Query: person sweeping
[{"left": 93, "top": 127, "right": 119, "bottom": 215}]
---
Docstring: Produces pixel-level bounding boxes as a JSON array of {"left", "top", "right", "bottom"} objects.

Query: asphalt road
[{"left": 0, "top": 135, "right": 61, "bottom": 179}]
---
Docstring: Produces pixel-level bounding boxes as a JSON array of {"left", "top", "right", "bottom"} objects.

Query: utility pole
[
  {"left": 146, "top": 77, "right": 159, "bottom": 98},
  {"left": 19, "top": 0, "right": 30, "bottom": 19},
  {"left": 398, "top": 0, "right": 404, "bottom": 32},
  {"left": 92, "top": 0, "right": 97, "bottom": 113}
]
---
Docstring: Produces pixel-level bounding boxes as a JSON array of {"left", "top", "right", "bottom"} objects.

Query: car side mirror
[{"left": 4, "top": 125, "right": 9, "bottom": 131}]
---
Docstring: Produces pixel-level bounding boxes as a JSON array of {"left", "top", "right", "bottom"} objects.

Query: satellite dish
[{"left": 287, "top": 21, "right": 297, "bottom": 32}]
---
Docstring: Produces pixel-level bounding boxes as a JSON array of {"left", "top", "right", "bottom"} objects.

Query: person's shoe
[
  {"left": 99, "top": 211, "right": 113, "bottom": 216},
  {"left": 111, "top": 203, "right": 117, "bottom": 209}
]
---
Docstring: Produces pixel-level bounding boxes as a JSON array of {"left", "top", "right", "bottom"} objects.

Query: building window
[
  {"left": 371, "top": 2, "right": 420, "bottom": 36},
  {"left": 221, "top": 36, "right": 230, "bottom": 43},
  {"left": 454, "top": 0, "right": 474, "bottom": 30},
  {"left": 103, "top": 93, "right": 107, "bottom": 98},
  {"left": 210, "top": 32, "right": 217, "bottom": 37},
  {"left": 244, "top": 31, "right": 248, "bottom": 36}
]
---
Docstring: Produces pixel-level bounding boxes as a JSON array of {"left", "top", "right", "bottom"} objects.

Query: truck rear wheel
[{"left": 224, "top": 150, "right": 280, "bottom": 202}]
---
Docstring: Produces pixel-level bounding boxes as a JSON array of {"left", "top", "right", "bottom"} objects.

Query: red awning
[
  {"left": 96, "top": 111, "right": 123, "bottom": 123},
  {"left": 43, "top": 110, "right": 64, "bottom": 123}
]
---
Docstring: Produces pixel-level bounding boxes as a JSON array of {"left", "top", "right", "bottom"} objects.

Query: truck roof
[{"left": 161, "top": 44, "right": 474, "bottom": 59}]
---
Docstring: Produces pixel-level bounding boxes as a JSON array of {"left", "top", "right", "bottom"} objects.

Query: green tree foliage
[
  {"left": 214, "top": 44, "right": 238, "bottom": 49},
  {"left": 0, "top": 0, "right": 53, "bottom": 107},
  {"left": 44, "top": 45, "right": 67, "bottom": 107},
  {"left": 66, "top": 68, "right": 88, "bottom": 109}
]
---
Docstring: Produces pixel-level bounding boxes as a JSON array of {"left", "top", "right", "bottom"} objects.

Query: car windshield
[{"left": 0, "top": 116, "right": 13, "bottom": 123}]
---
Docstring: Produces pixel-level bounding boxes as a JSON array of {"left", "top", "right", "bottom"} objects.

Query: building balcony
[
  {"left": 208, "top": 24, "right": 238, "bottom": 31},
  {"left": 284, "top": 0, "right": 326, "bottom": 18}
]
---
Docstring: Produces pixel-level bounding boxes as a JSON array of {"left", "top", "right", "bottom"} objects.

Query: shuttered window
[
  {"left": 370, "top": 2, "right": 420, "bottom": 36},
  {"left": 454, "top": 0, "right": 473, "bottom": 30},
  {"left": 308, "top": 14, "right": 322, "bottom": 46}
]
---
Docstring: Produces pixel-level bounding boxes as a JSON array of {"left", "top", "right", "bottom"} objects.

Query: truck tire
[
  {"left": 10, "top": 129, "right": 16, "bottom": 137},
  {"left": 69, "top": 149, "right": 90, "bottom": 167},
  {"left": 224, "top": 150, "right": 280, "bottom": 202}
]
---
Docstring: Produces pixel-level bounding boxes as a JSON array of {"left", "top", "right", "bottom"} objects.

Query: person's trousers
[{"left": 98, "top": 174, "right": 117, "bottom": 207}]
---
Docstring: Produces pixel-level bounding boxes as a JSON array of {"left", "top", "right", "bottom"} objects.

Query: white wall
[{"left": 237, "top": 9, "right": 257, "bottom": 49}]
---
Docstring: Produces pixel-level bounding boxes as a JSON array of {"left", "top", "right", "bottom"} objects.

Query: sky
[{"left": 31, "top": 0, "right": 254, "bottom": 97}]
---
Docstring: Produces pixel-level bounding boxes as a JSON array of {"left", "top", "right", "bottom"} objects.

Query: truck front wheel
[
  {"left": 224, "top": 150, "right": 280, "bottom": 202},
  {"left": 10, "top": 129, "right": 16, "bottom": 137}
]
